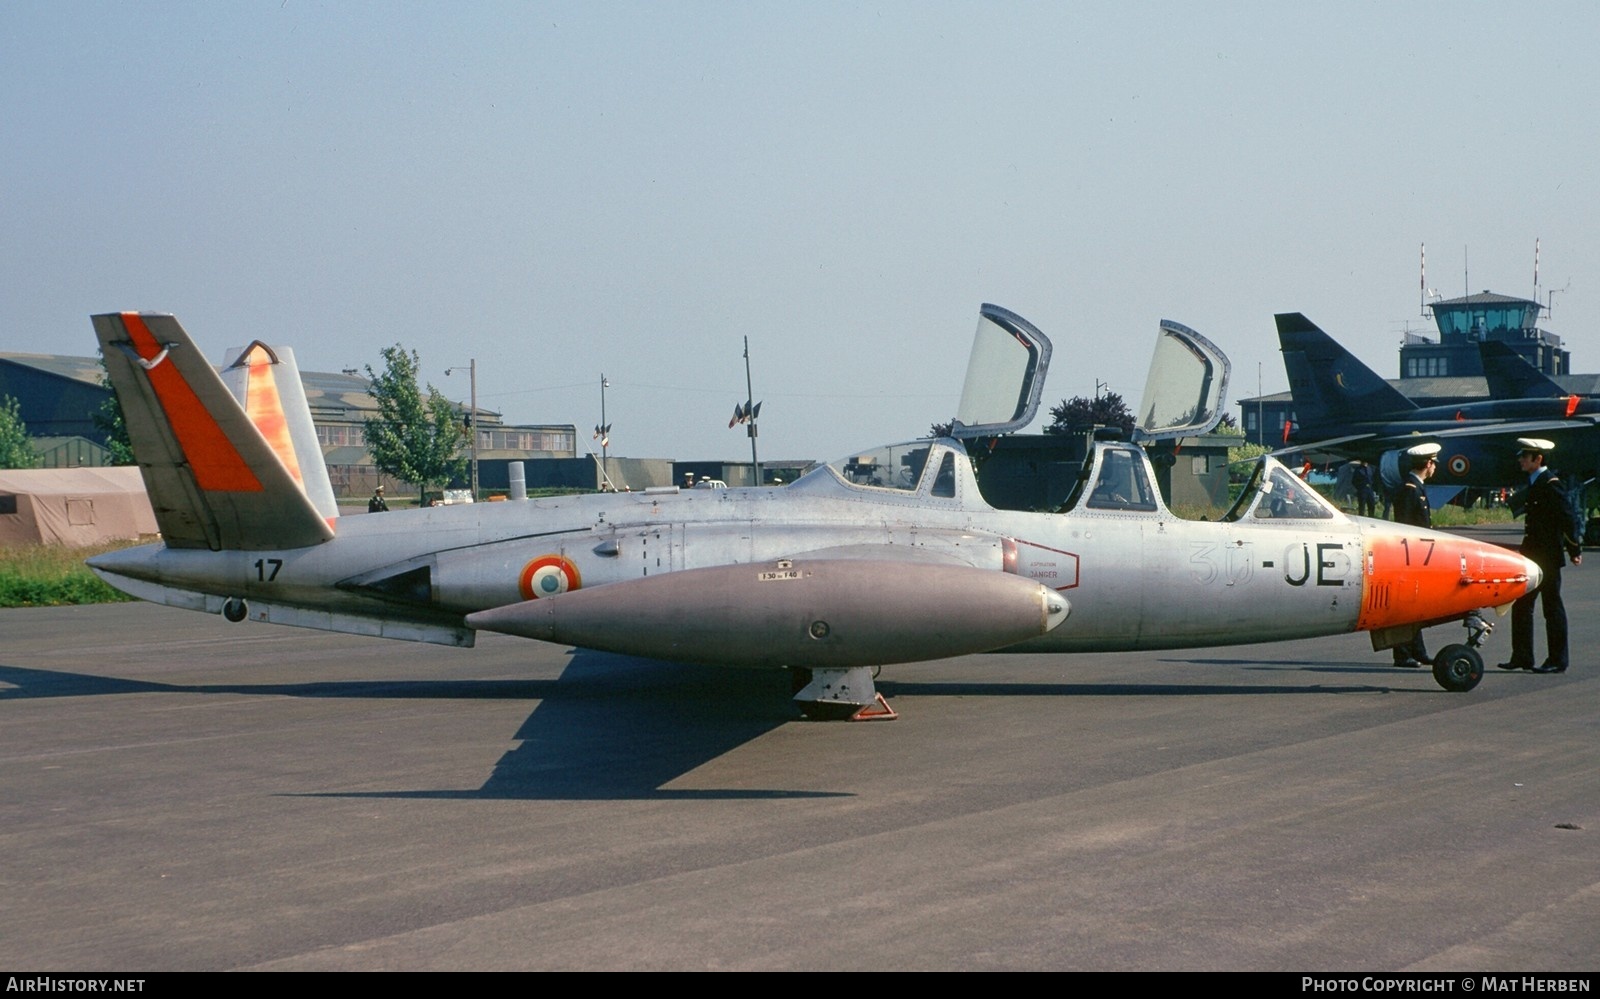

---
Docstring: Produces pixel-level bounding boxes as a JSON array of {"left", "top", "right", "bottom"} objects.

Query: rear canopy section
[
  {"left": 1134, "top": 320, "right": 1231, "bottom": 442},
  {"left": 948, "top": 307, "right": 1229, "bottom": 443}
]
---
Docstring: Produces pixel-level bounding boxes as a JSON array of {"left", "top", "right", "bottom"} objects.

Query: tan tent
[{"left": 0, "top": 467, "right": 158, "bottom": 546}]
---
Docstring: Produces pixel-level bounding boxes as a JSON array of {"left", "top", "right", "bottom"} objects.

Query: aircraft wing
[
  {"left": 778, "top": 543, "right": 986, "bottom": 568},
  {"left": 1290, "top": 418, "right": 1598, "bottom": 455},
  {"left": 1273, "top": 433, "right": 1379, "bottom": 457},
  {"left": 1420, "top": 417, "right": 1600, "bottom": 439}
]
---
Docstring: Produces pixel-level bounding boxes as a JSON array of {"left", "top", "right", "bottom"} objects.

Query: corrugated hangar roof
[{"left": 0, "top": 352, "right": 105, "bottom": 386}]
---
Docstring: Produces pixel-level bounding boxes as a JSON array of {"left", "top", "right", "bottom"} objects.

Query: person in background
[
  {"left": 368, "top": 485, "right": 389, "bottom": 513},
  {"left": 1349, "top": 459, "right": 1378, "bottom": 517}
]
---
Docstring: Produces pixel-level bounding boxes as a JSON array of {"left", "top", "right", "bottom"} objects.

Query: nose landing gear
[{"left": 1431, "top": 611, "right": 1491, "bottom": 692}]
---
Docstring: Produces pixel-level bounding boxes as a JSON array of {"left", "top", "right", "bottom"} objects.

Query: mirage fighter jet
[
  {"left": 1278, "top": 312, "right": 1600, "bottom": 492},
  {"left": 87, "top": 305, "right": 1539, "bottom": 718}
]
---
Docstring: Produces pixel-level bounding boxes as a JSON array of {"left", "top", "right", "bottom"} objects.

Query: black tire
[
  {"left": 1432, "top": 643, "right": 1483, "bottom": 693},
  {"left": 222, "top": 598, "right": 248, "bottom": 623}
]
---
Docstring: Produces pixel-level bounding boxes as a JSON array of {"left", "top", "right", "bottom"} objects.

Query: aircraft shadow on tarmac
[{"left": 0, "top": 651, "right": 1426, "bottom": 801}]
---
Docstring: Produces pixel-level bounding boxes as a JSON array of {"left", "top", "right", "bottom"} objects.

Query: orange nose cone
[{"left": 1357, "top": 534, "right": 1539, "bottom": 631}]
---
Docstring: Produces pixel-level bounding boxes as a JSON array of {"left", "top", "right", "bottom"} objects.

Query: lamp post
[
  {"left": 600, "top": 373, "right": 609, "bottom": 486},
  {"left": 446, "top": 360, "right": 478, "bottom": 501},
  {"left": 743, "top": 337, "right": 761, "bottom": 485}
]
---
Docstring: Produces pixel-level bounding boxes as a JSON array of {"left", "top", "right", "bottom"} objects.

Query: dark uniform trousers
[
  {"left": 1508, "top": 468, "right": 1578, "bottom": 670},
  {"left": 1392, "top": 474, "right": 1431, "bottom": 664},
  {"left": 1510, "top": 553, "right": 1567, "bottom": 669}
]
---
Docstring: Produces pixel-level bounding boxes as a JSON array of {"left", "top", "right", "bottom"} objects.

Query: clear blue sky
[{"left": 5, "top": 1, "right": 1597, "bottom": 461}]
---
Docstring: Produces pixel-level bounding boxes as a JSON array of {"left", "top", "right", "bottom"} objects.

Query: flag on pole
[{"left": 728, "top": 401, "right": 762, "bottom": 428}]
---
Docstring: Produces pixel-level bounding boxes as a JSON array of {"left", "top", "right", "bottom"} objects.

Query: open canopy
[
  {"left": 951, "top": 304, "right": 1053, "bottom": 439},
  {"left": 1133, "top": 320, "right": 1231, "bottom": 442}
]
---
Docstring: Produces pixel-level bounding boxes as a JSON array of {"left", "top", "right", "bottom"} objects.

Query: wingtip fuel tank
[{"left": 466, "top": 558, "right": 1071, "bottom": 669}]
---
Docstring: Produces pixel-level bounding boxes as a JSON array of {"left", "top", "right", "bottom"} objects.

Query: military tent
[{"left": 0, "top": 467, "right": 157, "bottom": 546}]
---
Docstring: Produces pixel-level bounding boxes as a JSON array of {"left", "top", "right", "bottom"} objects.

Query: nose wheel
[
  {"left": 1429, "top": 611, "right": 1490, "bottom": 692},
  {"left": 1431, "top": 644, "right": 1483, "bottom": 692}
]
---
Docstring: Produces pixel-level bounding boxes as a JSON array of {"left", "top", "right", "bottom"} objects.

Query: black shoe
[
  {"left": 1394, "top": 658, "right": 1423, "bottom": 668},
  {"left": 1496, "top": 661, "right": 1533, "bottom": 671},
  {"left": 1532, "top": 662, "right": 1568, "bottom": 674}
]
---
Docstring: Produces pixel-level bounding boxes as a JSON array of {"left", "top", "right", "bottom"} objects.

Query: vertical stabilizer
[
  {"left": 221, "top": 342, "right": 340, "bottom": 519},
  {"left": 93, "top": 312, "right": 336, "bottom": 551},
  {"left": 1276, "top": 313, "right": 1416, "bottom": 436},
  {"left": 1479, "top": 341, "right": 1566, "bottom": 400}
]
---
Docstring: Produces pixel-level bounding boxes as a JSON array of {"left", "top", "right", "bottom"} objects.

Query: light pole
[
  {"left": 599, "top": 373, "right": 609, "bottom": 486},
  {"left": 446, "top": 360, "right": 478, "bottom": 501},
  {"left": 743, "top": 337, "right": 761, "bottom": 485}
]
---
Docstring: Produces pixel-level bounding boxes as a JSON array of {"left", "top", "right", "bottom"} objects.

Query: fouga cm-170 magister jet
[{"left": 88, "top": 305, "right": 1540, "bottom": 720}]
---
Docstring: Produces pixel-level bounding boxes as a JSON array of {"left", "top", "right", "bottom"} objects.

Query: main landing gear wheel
[{"left": 1432, "top": 643, "right": 1483, "bottom": 693}]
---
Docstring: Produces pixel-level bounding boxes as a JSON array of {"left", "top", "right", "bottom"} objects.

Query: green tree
[
  {"left": 1046, "top": 390, "right": 1136, "bottom": 437},
  {"left": 1212, "top": 419, "right": 1271, "bottom": 466},
  {"left": 92, "top": 361, "right": 136, "bottom": 465},
  {"left": 0, "top": 395, "right": 39, "bottom": 469},
  {"left": 364, "top": 345, "right": 467, "bottom": 506}
]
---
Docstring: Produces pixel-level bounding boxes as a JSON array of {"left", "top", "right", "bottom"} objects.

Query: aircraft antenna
[{"left": 1419, "top": 243, "right": 1425, "bottom": 316}]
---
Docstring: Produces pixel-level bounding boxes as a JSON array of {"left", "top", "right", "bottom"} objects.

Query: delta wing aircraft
[
  {"left": 1278, "top": 312, "right": 1600, "bottom": 491},
  {"left": 89, "top": 305, "right": 1539, "bottom": 719}
]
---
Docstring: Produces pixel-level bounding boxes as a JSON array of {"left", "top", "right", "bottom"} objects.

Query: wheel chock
[{"left": 850, "top": 693, "right": 898, "bottom": 721}]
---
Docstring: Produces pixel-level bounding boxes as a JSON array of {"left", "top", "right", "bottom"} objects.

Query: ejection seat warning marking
[{"left": 759, "top": 569, "right": 802, "bottom": 581}]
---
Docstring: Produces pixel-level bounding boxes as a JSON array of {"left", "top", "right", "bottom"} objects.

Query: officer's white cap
[
  {"left": 1405, "top": 442, "right": 1442, "bottom": 458},
  {"left": 1515, "top": 437, "right": 1555, "bottom": 453}
]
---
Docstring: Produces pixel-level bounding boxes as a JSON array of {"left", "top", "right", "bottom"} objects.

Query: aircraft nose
[
  {"left": 1357, "top": 532, "right": 1540, "bottom": 632},
  {"left": 1523, "top": 556, "right": 1543, "bottom": 593}
]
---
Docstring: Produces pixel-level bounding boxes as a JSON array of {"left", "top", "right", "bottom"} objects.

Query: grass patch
[
  {"left": 1430, "top": 504, "right": 1516, "bottom": 528},
  {"left": 0, "top": 538, "right": 146, "bottom": 607}
]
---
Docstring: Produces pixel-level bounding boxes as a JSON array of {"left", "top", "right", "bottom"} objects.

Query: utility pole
[{"left": 600, "top": 373, "right": 609, "bottom": 486}]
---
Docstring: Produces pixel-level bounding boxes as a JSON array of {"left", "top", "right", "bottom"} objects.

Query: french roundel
[
  {"left": 1447, "top": 454, "right": 1469, "bottom": 477},
  {"left": 519, "top": 555, "right": 581, "bottom": 600}
]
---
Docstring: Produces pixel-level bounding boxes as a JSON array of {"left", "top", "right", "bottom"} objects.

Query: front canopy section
[
  {"left": 1133, "top": 320, "right": 1231, "bottom": 443},
  {"left": 816, "top": 439, "right": 962, "bottom": 498},
  {"left": 950, "top": 304, "right": 1053, "bottom": 439},
  {"left": 1222, "top": 455, "right": 1345, "bottom": 523}
]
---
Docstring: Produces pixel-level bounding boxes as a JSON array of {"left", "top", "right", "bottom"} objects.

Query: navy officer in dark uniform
[
  {"left": 1390, "top": 442, "right": 1439, "bottom": 667},
  {"left": 1498, "top": 438, "right": 1582, "bottom": 673}
]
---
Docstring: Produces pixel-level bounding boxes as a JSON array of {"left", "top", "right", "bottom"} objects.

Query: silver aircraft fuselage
[{"left": 92, "top": 437, "right": 1537, "bottom": 659}]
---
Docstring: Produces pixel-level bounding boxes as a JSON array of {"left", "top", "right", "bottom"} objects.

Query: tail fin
[
  {"left": 1276, "top": 313, "right": 1415, "bottom": 436},
  {"left": 220, "top": 342, "right": 340, "bottom": 519},
  {"left": 1479, "top": 341, "right": 1566, "bottom": 399},
  {"left": 93, "top": 312, "right": 336, "bottom": 551}
]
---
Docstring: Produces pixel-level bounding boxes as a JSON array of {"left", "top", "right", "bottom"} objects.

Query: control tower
[{"left": 1400, "top": 290, "right": 1568, "bottom": 379}]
